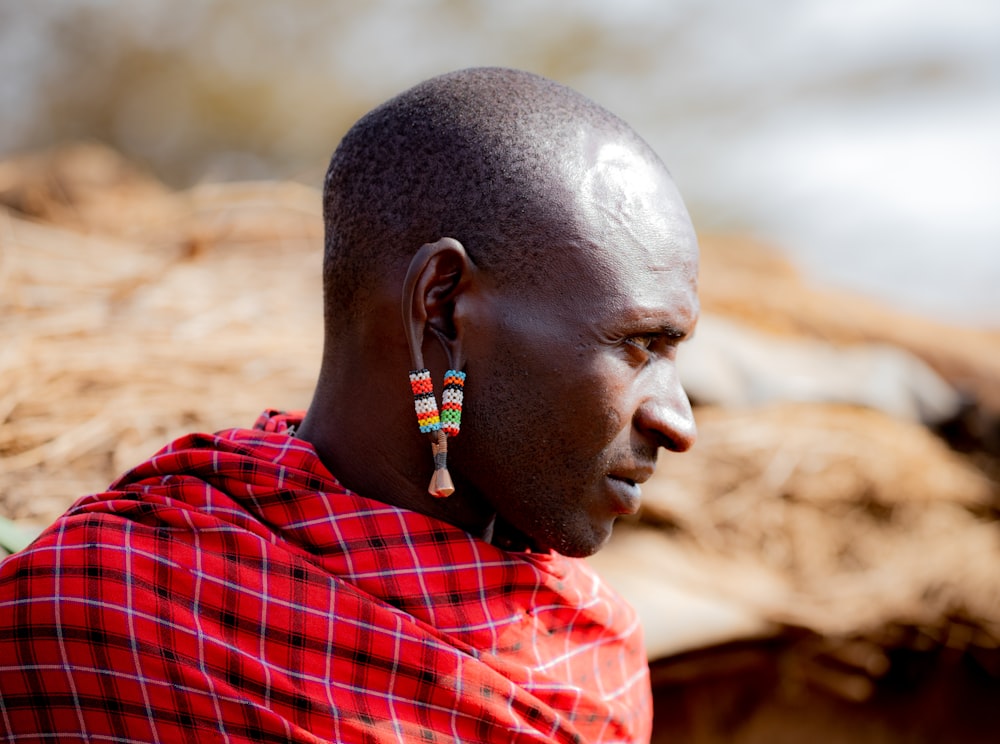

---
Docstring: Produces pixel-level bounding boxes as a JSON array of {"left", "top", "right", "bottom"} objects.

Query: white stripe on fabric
[
  {"left": 6, "top": 733, "right": 155, "bottom": 743},
  {"left": 471, "top": 533, "right": 500, "bottom": 654},
  {"left": 259, "top": 540, "right": 273, "bottom": 712},
  {"left": 324, "top": 584, "right": 343, "bottom": 742},
  {"left": 0, "top": 677, "right": 12, "bottom": 740},
  {"left": 433, "top": 612, "right": 523, "bottom": 635},
  {"left": 396, "top": 510, "right": 437, "bottom": 629},
  {"left": 182, "top": 507, "right": 232, "bottom": 744},
  {"left": 385, "top": 613, "right": 406, "bottom": 742},
  {"left": 123, "top": 521, "right": 162, "bottom": 744},
  {"left": 52, "top": 521, "right": 87, "bottom": 734}
]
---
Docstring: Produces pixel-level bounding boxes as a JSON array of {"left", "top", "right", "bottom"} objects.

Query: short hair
[{"left": 321, "top": 67, "right": 654, "bottom": 328}]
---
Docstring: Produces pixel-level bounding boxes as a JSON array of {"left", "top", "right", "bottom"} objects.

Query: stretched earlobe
[{"left": 401, "top": 236, "right": 473, "bottom": 371}]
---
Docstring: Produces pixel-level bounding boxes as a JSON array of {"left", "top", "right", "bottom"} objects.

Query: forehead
[{"left": 552, "top": 137, "right": 700, "bottom": 332}]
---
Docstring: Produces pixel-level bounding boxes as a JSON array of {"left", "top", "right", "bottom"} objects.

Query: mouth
[
  {"left": 611, "top": 475, "right": 636, "bottom": 486},
  {"left": 606, "top": 474, "right": 644, "bottom": 515}
]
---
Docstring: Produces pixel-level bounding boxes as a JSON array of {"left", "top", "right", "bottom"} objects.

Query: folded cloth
[{"left": 0, "top": 410, "right": 651, "bottom": 743}]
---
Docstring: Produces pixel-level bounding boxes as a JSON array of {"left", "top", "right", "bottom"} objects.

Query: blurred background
[
  {"left": 1, "top": 0, "right": 998, "bottom": 326},
  {"left": 2, "top": 1, "right": 999, "bottom": 741}
]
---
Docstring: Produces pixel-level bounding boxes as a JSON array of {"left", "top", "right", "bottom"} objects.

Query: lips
[
  {"left": 609, "top": 463, "right": 654, "bottom": 486},
  {"left": 606, "top": 471, "right": 650, "bottom": 515}
]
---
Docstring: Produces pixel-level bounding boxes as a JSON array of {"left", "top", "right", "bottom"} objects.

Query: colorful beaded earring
[{"left": 408, "top": 368, "right": 466, "bottom": 497}]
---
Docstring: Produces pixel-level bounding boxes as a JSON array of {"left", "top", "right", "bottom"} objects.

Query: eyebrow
[
  {"left": 654, "top": 324, "right": 691, "bottom": 340},
  {"left": 620, "top": 301, "right": 699, "bottom": 341},
  {"left": 631, "top": 322, "right": 693, "bottom": 342}
]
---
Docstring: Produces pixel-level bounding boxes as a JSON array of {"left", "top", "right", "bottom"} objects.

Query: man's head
[{"left": 301, "top": 67, "right": 698, "bottom": 557}]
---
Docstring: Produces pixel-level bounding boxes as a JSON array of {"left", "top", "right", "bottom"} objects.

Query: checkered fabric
[{"left": 0, "top": 411, "right": 651, "bottom": 743}]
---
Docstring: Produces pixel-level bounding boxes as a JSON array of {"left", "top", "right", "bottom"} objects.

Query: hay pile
[{"left": 0, "top": 144, "right": 323, "bottom": 524}]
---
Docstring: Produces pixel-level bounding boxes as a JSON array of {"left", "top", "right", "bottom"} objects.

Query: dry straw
[{"left": 0, "top": 144, "right": 324, "bottom": 524}]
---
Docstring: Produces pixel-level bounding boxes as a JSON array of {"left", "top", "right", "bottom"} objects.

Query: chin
[{"left": 546, "top": 520, "right": 615, "bottom": 559}]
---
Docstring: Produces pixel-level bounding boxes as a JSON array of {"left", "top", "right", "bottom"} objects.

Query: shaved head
[{"left": 321, "top": 66, "right": 661, "bottom": 329}]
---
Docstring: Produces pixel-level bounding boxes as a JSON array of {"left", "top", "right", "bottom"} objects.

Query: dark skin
[{"left": 297, "top": 127, "right": 698, "bottom": 558}]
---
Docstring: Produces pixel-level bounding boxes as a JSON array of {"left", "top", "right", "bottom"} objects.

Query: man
[{"left": 0, "top": 68, "right": 697, "bottom": 742}]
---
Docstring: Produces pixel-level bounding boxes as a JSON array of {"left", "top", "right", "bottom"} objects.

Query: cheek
[
  {"left": 561, "top": 382, "right": 625, "bottom": 439},
  {"left": 563, "top": 357, "right": 632, "bottom": 436},
  {"left": 463, "top": 329, "right": 632, "bottom": 470}
]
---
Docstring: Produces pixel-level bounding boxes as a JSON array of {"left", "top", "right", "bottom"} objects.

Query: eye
[
  {"left": 624, "top": 334, "right": 657, "bottom": 351},
  {"left": 622, "top": 331, "right": 684, "bottom": 362}
]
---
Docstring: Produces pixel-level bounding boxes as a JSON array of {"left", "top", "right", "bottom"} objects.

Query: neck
[{"left": 296, "top": 380, "right": 497, "bottom": 542}]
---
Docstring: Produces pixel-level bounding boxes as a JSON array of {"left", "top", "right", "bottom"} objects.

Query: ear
[{"left": 401, "top": 237, "right": 476, "bottom": 371}]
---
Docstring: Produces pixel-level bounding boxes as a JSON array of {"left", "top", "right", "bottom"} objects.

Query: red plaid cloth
[{"left": 0, "top": 411, "right": 651, "bottom": 743}]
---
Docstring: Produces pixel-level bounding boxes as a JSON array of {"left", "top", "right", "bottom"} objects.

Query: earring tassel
[{"left": 428, "top": 429, "right": 454, "bottom": 497}]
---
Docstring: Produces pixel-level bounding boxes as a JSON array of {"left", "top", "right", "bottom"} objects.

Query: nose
[{"left": 634, "top": 363, "right": 697, "bottom": 452}]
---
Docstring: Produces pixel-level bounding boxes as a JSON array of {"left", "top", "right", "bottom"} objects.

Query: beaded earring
[{"left": 408, "top": 368, "right": 466, "bottom": 497}]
